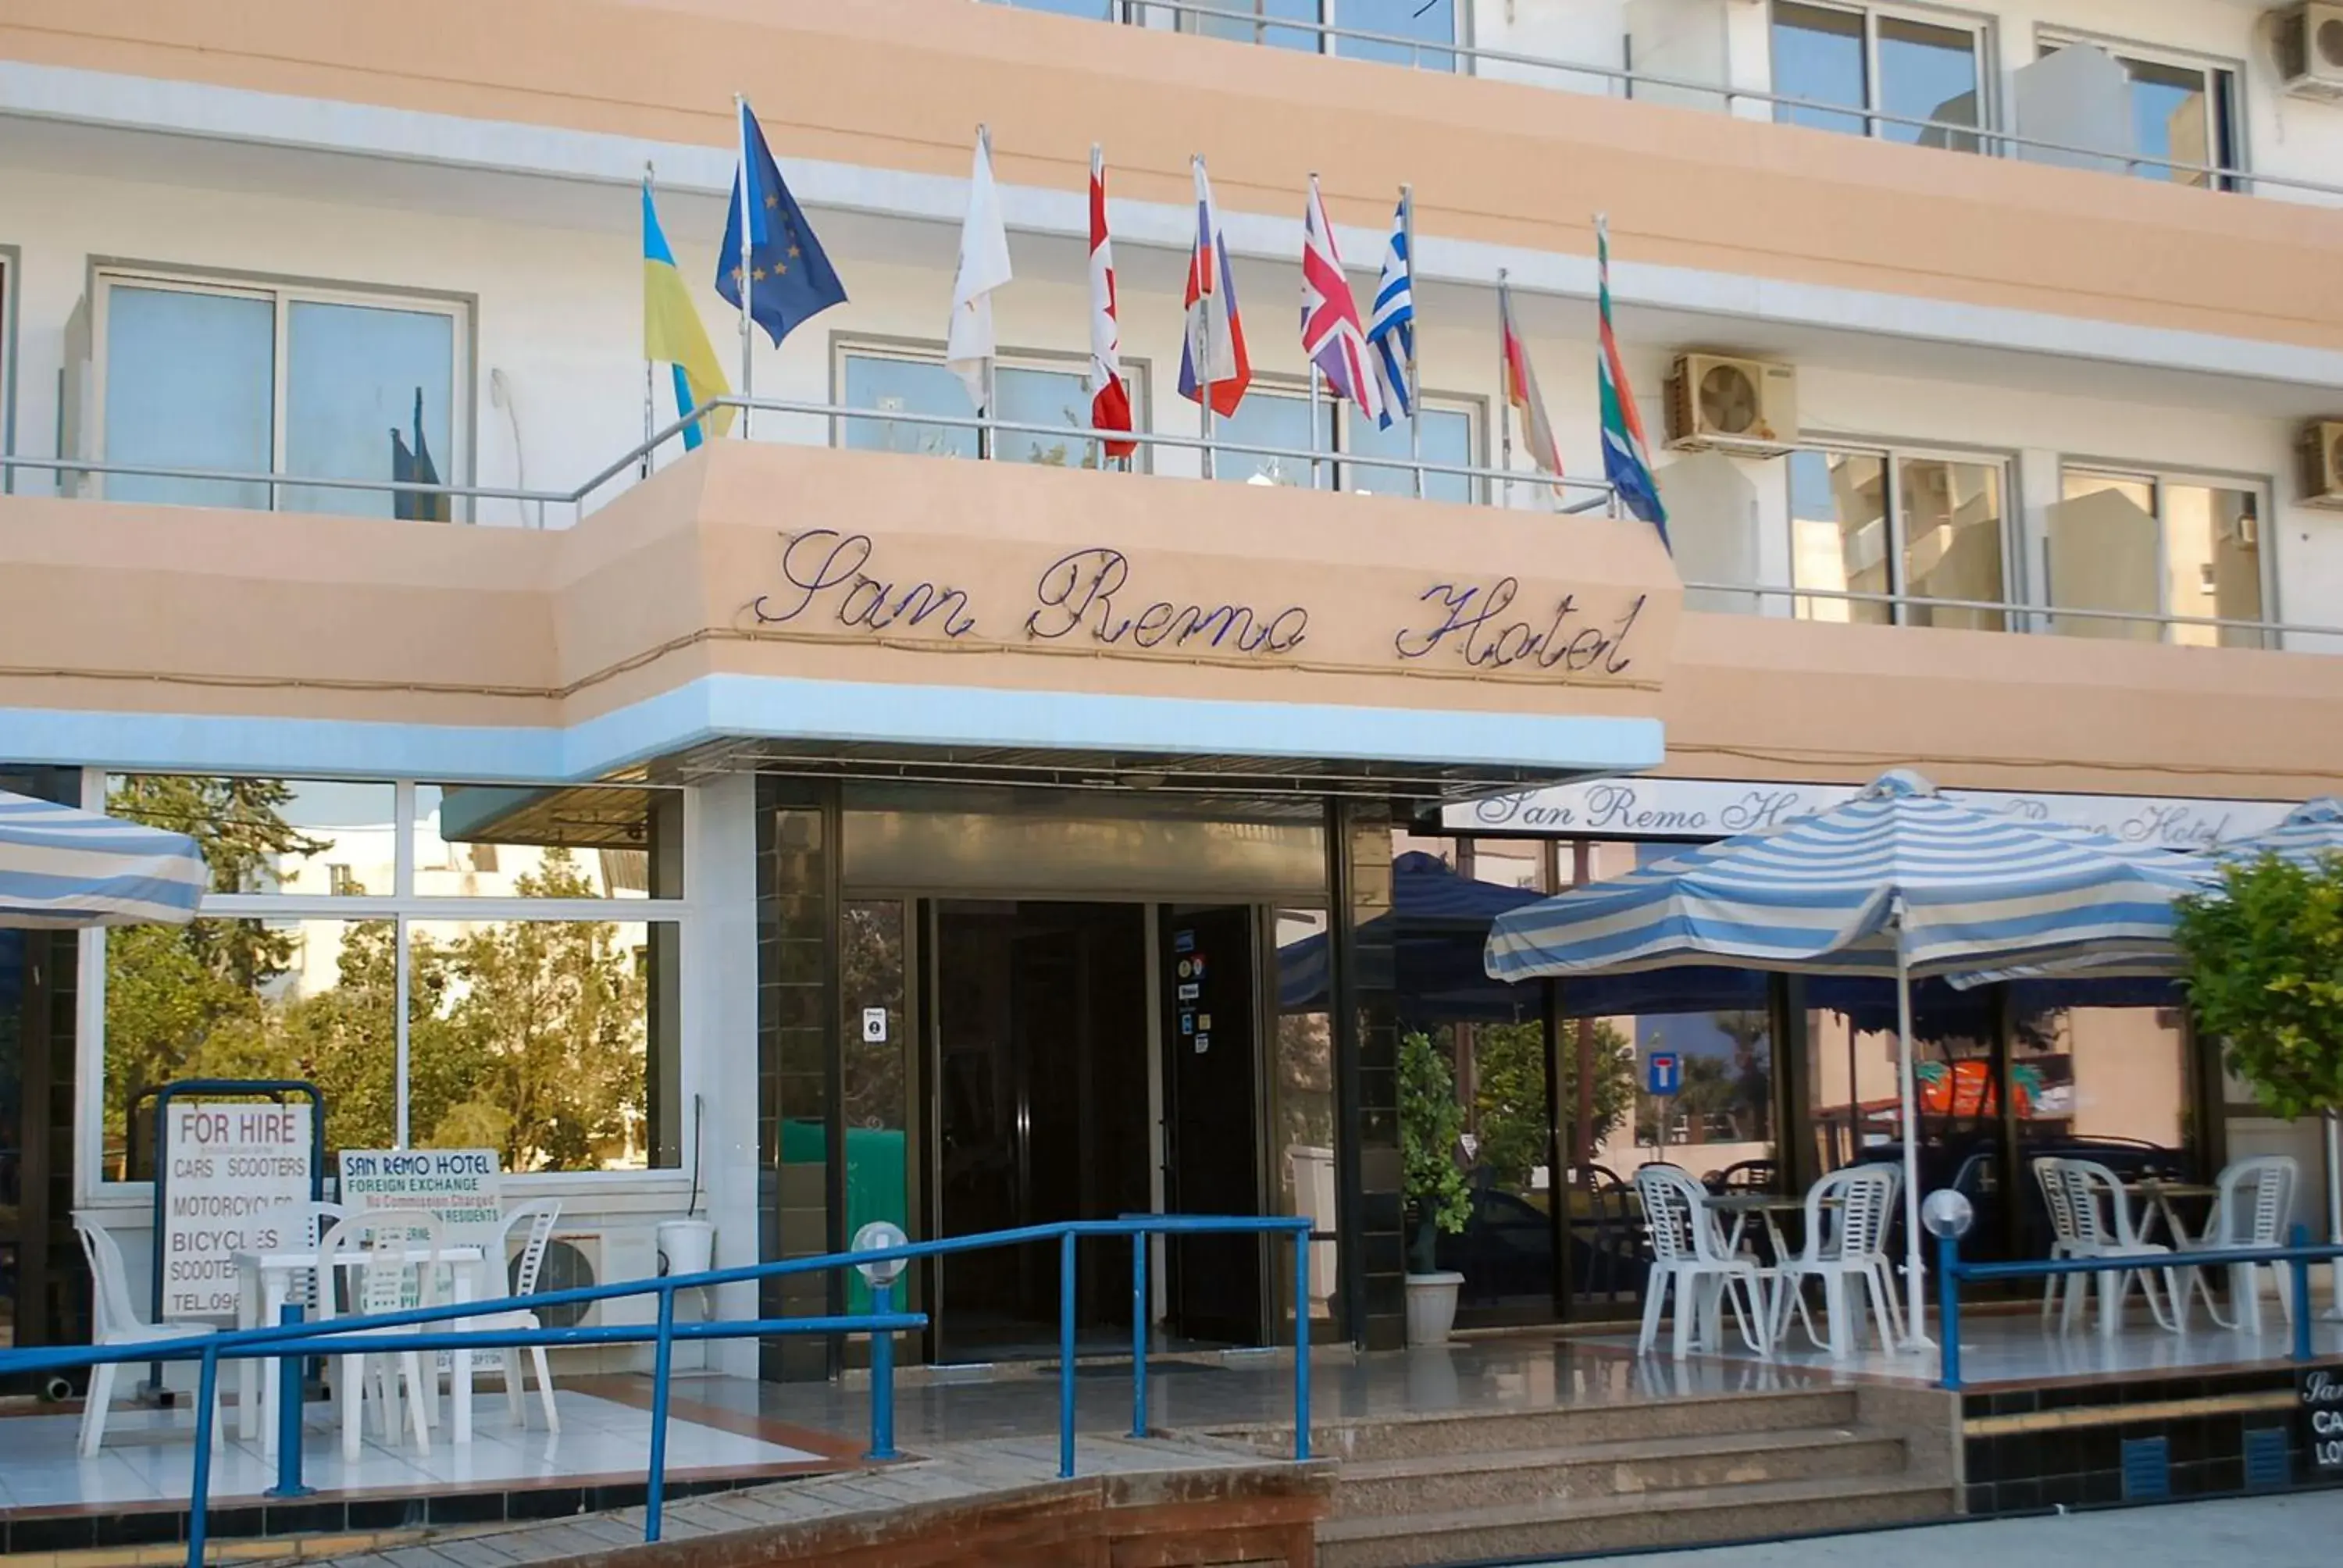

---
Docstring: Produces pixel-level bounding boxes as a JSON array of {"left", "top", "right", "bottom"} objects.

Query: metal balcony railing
[
  {"left": 977, "top": 0, "right": 2343, "bottom": 205},
  {"left": 8, "top": 398, "right": 2338, "bottom": 651}
]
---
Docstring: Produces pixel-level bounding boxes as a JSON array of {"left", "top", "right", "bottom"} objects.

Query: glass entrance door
[
  {"left": 1160, "top": 904, "right": 1266, "bottom": 1346},
  {"left": 931, "top": 900, "right": 1149, "bottom": 1359}
]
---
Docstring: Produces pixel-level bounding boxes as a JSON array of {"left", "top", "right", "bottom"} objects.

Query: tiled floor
[{"left": 0, "top": 1387, "right": 828, "bottom": 1515}]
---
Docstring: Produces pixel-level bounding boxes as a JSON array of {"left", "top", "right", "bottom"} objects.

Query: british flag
[{"left": 1299, "top": 176, "right": 1384, "bottom": 429}]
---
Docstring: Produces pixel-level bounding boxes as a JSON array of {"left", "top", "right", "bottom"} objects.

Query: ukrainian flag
[{"left": 644, "top": 179, "right": 733, "bottom": 447}]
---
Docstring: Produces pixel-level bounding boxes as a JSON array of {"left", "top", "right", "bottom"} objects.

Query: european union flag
[{"left": 717, "top": 102, "right": 847, "bottom": 347}]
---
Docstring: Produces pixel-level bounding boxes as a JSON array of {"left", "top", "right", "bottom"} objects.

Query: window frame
[
  {"left": 87, "top": 261, "right": 475, "bottom": 517},
  {"left": 76, "top": 772, "right": 695, "bottom": 1201},
  {"left": 1785, "top": 435, "right": 2017, "bottom": 627},
  {"left": 1201, "top": 371, "right": 1485, "bottom": 500},
  {"left": 1171, "top": 0, "right": 1468, "bottom": 73},
  {"left": 2034, "top": 27, "right": 2247, "bottom": 187},
  {"left": 828, "top": 332, "right": 1154, "bottom": 473},
  {"left": 0, "top": 244, "right": 16, "bottom": 498},
  {"left": 2051, "top": 461, "right": 2277, "bottom": 645},
  {"left": 1767, "top": 0, "right": 1999, "bottom": 146}
]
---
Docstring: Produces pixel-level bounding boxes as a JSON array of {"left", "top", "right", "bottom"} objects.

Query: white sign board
[
  {"left": 337, "top": 1148, "right": 504, "bottom": 1249},
  {"left": 161, "top": 1102, "right": 313, "bottom": 1320},
  {"left": 1446, "top": 779, "right": 2295, "bottom": 851}
]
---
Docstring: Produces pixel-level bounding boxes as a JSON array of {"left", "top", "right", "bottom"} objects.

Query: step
[
  {"left": 1230, "top": 1387, "right": 1862, "bottom": 1463},
  {"left": 1318, "top": 1473, "right": 1956, "bottom": 1568},
  {"left": 1331, "top": 1425, "right": 1908, "bottom": 1518}
]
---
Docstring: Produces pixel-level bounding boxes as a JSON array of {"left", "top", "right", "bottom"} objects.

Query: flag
[
  {"left": 1596, "top": 217, "right": 1669, "bottom": 543},
  {"left": 1366, "top": 191, "right": 1413, "bottom": 428},
  {"left": 1086, "top": 144, "right": 1136, "bottom": 459},
  {"left": 716, "top": 100, "right": 847, "bottom": 349},
  {"left": 1498, "top": 280, "right": 1563, "bottom": 484},
  {"left": 1178, "top": 157, "right": 1250, "bottom": 416},
  {"left": 1300, "top": 175, "right": 1384, "bottom": 429},
  {"left": 947, "top": 130, "right": 1013, "bottom": 412},
  {"left": 390, "top": 387, "right": 448, "bottom": 523},
  {"left": 643, "top": 177, "right": 733, "bottom": 448}
]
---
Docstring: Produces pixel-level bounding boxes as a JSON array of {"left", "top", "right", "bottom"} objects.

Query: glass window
[
  {"left": 106, "top": 776, "right": 395, "bottom": 898},
  {"left": 1333, "top": 0, "right": 1457, "bottom": 70},
  {"left": 1878, "top": 15, "right": 1982, "bottom": 149},
  {"left": 840, "top": 353, "right": 976, "bottom": 461},
  {"left": 1344, "top": 402, "right": 1475, "bottom": 503},
  {"left": 2039, "top": 39, "right": 2238, "bottom": 185},
  {"left": 416, "top": 784, "right": 683, "bottom": 900},
  {"left": 2012, "top": 1003, "right": 2193, "bottom": 1171},
  {"left": 105, "top": 917, "right": 390, "bottom": 1178},
  {"left": 1272, "top": 908, "right": 1339, "bottom": 1334},
  {"left": 2052, "top": 469, "right": 2266, "bottom": 647},
  {"left": 407, "top": 917, "right": 676, "bottom": 1171},
  {"left": 1186, "top": 0, "right": 1319, "bottom": 52},
  {"left": 993, "top": 364, "right": 1110, "bottom": 469},
  {"left": 1773, "top": 4, "right": 1985, "bottom": 148},
  {"left": 1788, "top": 448, "right": 1890, "bottom": 625},
  {"left": 284, "top": 301, "right": 457, "bottom": 519},
  {"left": 2164, "top": 483, "right": 2264, "bottom": 649},
  {"left": 1214, "top": 387, "right": 1332, "bottom": 487},
  {"left": 1006, "top": 0, "right": 1116, "bottom": 16},
  {"left": 1899, "top": 455, "right": 2005, "bottom": 630},
  {"left": 1773, "top": 2, "right": 1870, "bottom": 136},
  {"left": 99, "top": 276, "right": 464, "bottom": 517},
  {"left": 102, "top": 286, "right": 275, "bottom": 510}
]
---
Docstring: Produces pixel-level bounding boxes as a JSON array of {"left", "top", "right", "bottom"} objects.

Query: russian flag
[{"left": 1179, "top": 157, "right": 1250, "bottom": 417}]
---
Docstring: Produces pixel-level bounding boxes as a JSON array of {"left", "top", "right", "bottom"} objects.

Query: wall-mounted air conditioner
[
  {"left": 2300, "top": 420, "right": 2343, "bottom": 509},
  {"left": 2275, "top": 3, "right": 2343, "bottom": 102},
  {"left": 1664, "top": 355, "right": 1799, "bottom": 454},
  {"left": 533, "top": 1225, "right": 662, "bottom": 1371}
]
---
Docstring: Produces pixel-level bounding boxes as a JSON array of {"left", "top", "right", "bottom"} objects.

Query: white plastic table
[{"left": 234, "top": 1245, "right": 483, "bottom": 1449}]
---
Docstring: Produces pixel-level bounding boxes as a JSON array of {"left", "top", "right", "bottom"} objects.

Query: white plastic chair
[
  {"left": 1635, "top": 1164, "right": 1771, "bottom": 1360},
  {"left": 460, "top": 1199, "right": 563, "bottom": 1432},
  {"left": 2031, "top": 1156, "right": 2085, "bottom": 1323},
  {"left": 73, "top": 1217, "right": 228, "bottom": 1457},
  {"left": 2055, "top": 1159, "right": 2177, "bottom": 1335},
  {"left": 2181, "top": 1154, "right": 2298, "bottom": 1335},
  {"left": 1771, "top": 1164, "right": 1901, "bottom": 1360},
  {"left": 316, "top": 1207, "right": 445, "bottom": 1461}
]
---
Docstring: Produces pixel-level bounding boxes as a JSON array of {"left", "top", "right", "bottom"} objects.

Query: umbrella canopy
[
  {"left": 1482, "top": 768, "right": 2211, "bottom": 1349},
  {"left": 2211, "top": 796, "right": 2343, "bottom": 867},
  {"left": 1486, "top": 771, "right": 2210, "bottom": 984},
  {"left": 0, "top": 789, "right": 208, "bottom": 928}
]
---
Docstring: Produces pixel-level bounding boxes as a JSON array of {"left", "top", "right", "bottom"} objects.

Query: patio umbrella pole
[{"left": 1895, "top": 921, "right": 1932, "bottom": 1349}]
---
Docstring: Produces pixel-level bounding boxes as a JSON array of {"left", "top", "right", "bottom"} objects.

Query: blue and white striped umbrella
[
  {"left": 2210, "top": 796, "right": 2343, "bottom": 868},
  {"left": 1483, "top": 768, "right": 2209, "bottom": 1348},
  {"left": 0, "top": 789, "right": 208, "bottom": 928},
  {"left": 1485, "top": 772, "right": 2210, "bottom": 984}
]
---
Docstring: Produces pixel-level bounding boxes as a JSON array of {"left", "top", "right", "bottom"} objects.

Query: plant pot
[{"left": 1404, "top": 1270, "right": 1464, "bottom": 1345}]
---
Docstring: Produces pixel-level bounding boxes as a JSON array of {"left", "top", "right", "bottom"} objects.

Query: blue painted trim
[{"left": 0, "top": 675, "right": 1664, "bottom": 782}]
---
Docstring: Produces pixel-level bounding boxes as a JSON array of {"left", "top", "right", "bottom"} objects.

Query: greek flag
[{"left": 1365, "top": 192, "right": 1413, "bottom": 429}]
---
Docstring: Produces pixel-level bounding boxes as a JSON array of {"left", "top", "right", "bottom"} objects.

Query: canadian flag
[{"left": 1087, "top": 145, "right": 1136, "bottom": 459}]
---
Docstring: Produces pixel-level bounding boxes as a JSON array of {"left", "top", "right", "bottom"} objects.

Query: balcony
[{"left": 981, "top": 0, "right": 2343, "bottom": 208}]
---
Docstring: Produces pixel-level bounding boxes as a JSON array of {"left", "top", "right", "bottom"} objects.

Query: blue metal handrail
[
  {"left": 0, "top": 1213, "right": 1312, "bottom": 1568},
  {"left": 1935, "top": 1222, "right": 2343, "bottom": 1389}
]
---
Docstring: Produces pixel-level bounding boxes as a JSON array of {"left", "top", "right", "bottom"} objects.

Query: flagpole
[
  {"left": 978, "top": 123, "right": 997, "bottom": 463},
  {"left": 1195, "top": 155, "right": 1215, "bottom": 483},
  {"left": 1402, "top": 184, "right": 1422, "bottom": 501},
  {"left": 734, "top": 94, "right": 754, "bottom": 441},
  {"left": 642, "top": 161, "right": 657, "bottom": 479},
  {"left": 1496, "top": 269, "right": 1512, "bottom": 510}
]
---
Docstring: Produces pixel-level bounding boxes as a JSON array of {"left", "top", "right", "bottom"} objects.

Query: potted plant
[{"left": 1400, "top": 1029, "right": 1471, "bottom": 1345}]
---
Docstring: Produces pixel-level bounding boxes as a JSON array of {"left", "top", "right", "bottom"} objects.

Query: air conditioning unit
[
  {"left": 2301, "top": 419, "right": 2343, "bottom": 508},
  {"left": 1664, "top": 354, "right": 1799, "bottom": 454},
  {"left": 533, "top": 1225, "right": 662, "bottom": 1370},
  {"left": 2275, "top": 2, "right": 2343, "bottom": 102}
]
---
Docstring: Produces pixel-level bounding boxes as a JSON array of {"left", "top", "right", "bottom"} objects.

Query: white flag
[{"left": 947, "top": 130, "right": 1013, "bottom": 413}]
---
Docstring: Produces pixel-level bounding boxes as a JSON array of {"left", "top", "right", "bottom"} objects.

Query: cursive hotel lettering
[
  {"left": 1025, "top": 547, "right": 1309, "bottom": 655},
  {"left": 1394, "top": 583, "right": 1644, "bottom": 676},
  {"left": 749, "top": 530, "right": 977, "bottom": 638}
]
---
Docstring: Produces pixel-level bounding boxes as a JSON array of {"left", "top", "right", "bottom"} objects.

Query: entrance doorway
[{"left": 929, "top": 899, "right": 1267, "bottom": 1360}]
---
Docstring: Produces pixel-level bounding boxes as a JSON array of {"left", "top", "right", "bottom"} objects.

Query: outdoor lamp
[
  {"left": 852, "top": 1220, "right": 909, "bottom": 1286},
  {"left": 1920, "top": 1188, "right": 1974, "bottom": 1240}
]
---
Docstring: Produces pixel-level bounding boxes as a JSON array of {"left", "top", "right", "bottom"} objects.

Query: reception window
[{"left": 97, "top": 775, "right": 686, "bottom": 1181}]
